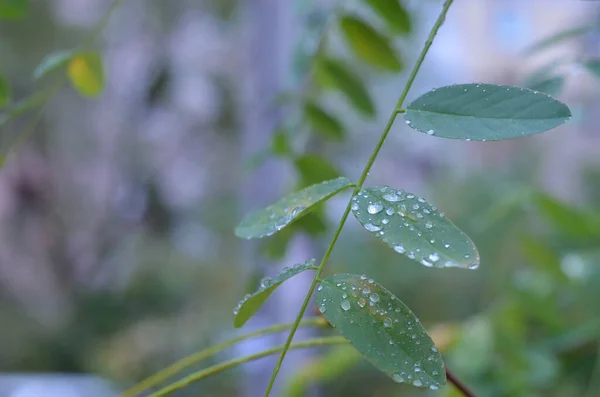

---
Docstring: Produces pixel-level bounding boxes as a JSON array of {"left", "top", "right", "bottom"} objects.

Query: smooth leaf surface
[
  {"left": 235, "top": 177, "right": 352, "bottom": 239},
  {"left": 316, "top": 274, "right": 446, "bottom": 389},
  {"left": 0, "top": 0, "right": 28, "bottom": 20},
  {"left": 405, "top": 83, "right": 571, "bottom": 141},
  {"left": 339, "top": 16, "right": 402, "bottom": 72},
  {"left": 315, "top": 57, "right": 375, "bottom": 117},
  {"left": 67, "top": 52, "right": 104, "bottom": 97},
  {"left": 365, "top": 0, "right": 411, "bottom": 34},
  {"left": 295, "top": 155, "right": 341, "bottom": 188},
  {"left": 527, "top": 76, "right": 564, "bottom": 97},
  {"left": 33, "top": 50, "right": 75, "bottom": 80},
  {"left": 233, "top": 259, "right": 316, "bottom": 327},
  {"left": 304, "top": 102, "right": 345, "bottom": 141},
  {"left": 0, "top": 74, "right": 11, "bottom": 108},
  {"left": 351, "top": 187, "right": 479, "bottom": 269}
]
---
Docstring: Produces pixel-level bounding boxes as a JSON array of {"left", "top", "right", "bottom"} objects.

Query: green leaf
[
  {"left": 351, "top": 187, "right": 479, "bottom": 269},
  {"left": 582, "top": 59, "right": 600, "bottom": 80},
  {"left": 315, "top": 57, "right": 375, "bottom": 117},
  {"left": 67, "top": 52, "right": 105, "bottom": 97},
  {"left": 235, "top": 177, "right": 352, "bottom": 239},
  {"left": 534, "top": 193, "right": 600, "bottom": 241},
  {"left": 524, "top": 25, "right": 593, "bottom": 56},
  {"left": 316, "top": 274, "right": 446, "bottom": 389},
  {"left": 339, "top": 16, "right": 402, "bottom": 72},
  {"left": 233, "top": 259, "right": 316, "bottom": 327},
  {"left": 33, "top": 50, "right": 75, "bottom": 80},
  {"left": 271, "top": 128, "right": 291, "bottom": 156},
  {"left": 295, "top": 155, "right": 341, "bottom": 188},
  {"left": 304, "top": 102, "right": 345, "bottom": 141},
  {"left": 365, "top": 0, "right": 411, "bottom": 35},
  {"left": 527, "top": 76, "right": 564, "bottom": 97},
  {"left": 0, "top": 74, "right": 11, "bottom": 108},
  {"left": 0, "top": 0, "right": 28, "bottom": 20},
  {"left": 405, "top": 83, "right": 572, "bottom": 141}
]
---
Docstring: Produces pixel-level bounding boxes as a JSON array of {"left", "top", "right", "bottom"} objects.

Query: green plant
[{"left": 118, "top": 1, "right": 575, "bottom": 396}]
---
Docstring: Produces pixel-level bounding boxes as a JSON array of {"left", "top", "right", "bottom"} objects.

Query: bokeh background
[{"left": 1, "top": 0, "right": 600, "bottom": 396}]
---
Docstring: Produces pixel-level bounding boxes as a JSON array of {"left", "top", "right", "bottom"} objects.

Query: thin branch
[{"left": 446, "top": 366, "right": 477, "bottom": 397}]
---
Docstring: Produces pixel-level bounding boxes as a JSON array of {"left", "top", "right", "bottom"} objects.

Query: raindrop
[
  {"left": 362, "top": 286, "right": 371, "bottom": 294},
  {"left": 394, "top": 245, "right": 406, "bottom": 253},
  {"left": 407, "top": 194, "right": 415, "bottom": 199},
  {"left": 425, "top": 221, "right": 433, "bottom": 229},
  {"left": 405, "top": 120, "right": 411, "bottom": 125},
  {"left": 318, "top": 305, "right": 327, "bottom": 313},
  {"left": 429, "top": 385, "right": 439, "bottom": 390},
  {"left": 367, "top": 202, "right": 383, "bottom": 214},
  {"left": 412, "top": 204, "right": 420, "bottom": 210},
  {"left": 444, "top": 243, "right": 450, "bottom": 248},
  {"left": 421, "top": 259, "right": 433, "bottom": 267},
  {"left": 317, "top": 285, "right": 323, "bottom": 291},
  {"left": 413, "top": 380, "right": 423, "bottom": 387},
  {"left": 414, "top": 366, "right": 421, "bottom": 372},
  {"left": 389, "top": 339, "right": 394, "bottom": 345},
  {"left": 364, "top": 223, "right": 382, "bottom": 232},
  {"left": 428, "top": 253, "right": 440, "bottom": 262},
  {"left": 383, "top": 318, "right": 393, "bottom": 328},
  {"left": 393, "top": 373, "right": 404, "bottom": 383},
  {"left": 385, "top": 207, "right": 394, "bottom": 216},
  {"left": 341, "top": 300, "right": 351, "bottom": 311},
  {"left": 370, "top": 293, "right": 380, "bottom": 303},
  {"left": 426, "top": 129, "right": 435, "bottom": 135},
  {"left": 360, "top": 274, "right": 367, "bottom": 280},
  {"left": 357, "top": 298, "right": 366, "bottom": 308},
  {"left": 342, "top": 293, "right": 348, "bottom": 299},
  {"left": 382, "top": 218, "right": 389, "bottom": 224},
  {"left": 351, "top": 202, "right": 359, "bottom": 211}
]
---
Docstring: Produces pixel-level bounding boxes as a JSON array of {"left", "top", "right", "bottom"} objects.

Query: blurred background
[{"left": 1, "top": 0, "right": 600, "bottom": 396}]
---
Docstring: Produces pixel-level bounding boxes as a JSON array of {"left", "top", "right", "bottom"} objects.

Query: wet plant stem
[{"left": 262, "top": 1, "right": 455, "bottom": 396}]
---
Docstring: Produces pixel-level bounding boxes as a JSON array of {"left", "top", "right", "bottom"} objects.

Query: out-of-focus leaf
[
  {"left": 0, "top": 74, "right": 11, "bottom": 108},
  {"left": 33, "top": 50, "right": 75, "bottom": 80},
  {"left": 235, "top": 177, "right": 352, "bottom": 238},
  {"left": 351, "top": 186, "right": 479, "bottom": 269},
  {"left": 271, "top": 128, "right": 291, "bottom": 156},
  {"left": 0, "top": 0, "right": 28, "bottom": 20},
  {"left": 339, "top": 15, "right": 403, "bottom": 72},
  {"left": 67, "top": 52, "right": 105, "bottom": 97},
  {"left": 365, "top": 0, "right": 411, "bottom": 35},
  {"left": 527, "top": 76, "right": 565, "bottom": 97},
  {"left": 520, "top": 235, "right": 566, "bottom": 282},
  {"left": 304, "top": 102, "right": 345, "bottom": 141},
  {"left": 534, "top": 193, "right": 600, "bottom": 241},
  {"left": 405, "top": 83, "right": 572, "bottom": 141},
  {"left": 295, "top": 155, "right": 341, "bottom": 188},
  {"left": 315, "top": 57, "right": 375, "bottom": 117},
  {"left": 524, "top": 26, "right": 593, "bottom": 56},
  {"left": 233, "top": 259, "right": 316, "bottom": 327},
  {"left": 582, "top": 59, "right": 600, "bottom": 81},
  {"left": 316, "top": 273, "right": 446, "bottom": 389}
]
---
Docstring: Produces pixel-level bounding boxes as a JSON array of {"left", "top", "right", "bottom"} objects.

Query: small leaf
[
  {"left": 67, "top": 52, "right": 105, "bottom": 97},
  {"left": 339, "top": 16, "right": 402, "bottom": 72},
  {"left": 233, "top": 259, "right": 317, "bottom": 327},
  {"left": 316, "top": 274, "right": 446, "bottom": 389},
  {"left": 0, "top": 74, "right": 11, "bottom": 108},
  {"left": 295, "top": 155, "right": 341, "bottom": 188},
  {"left": 33, "top": 50, "right": 75, "bottom": 80},
  {"left": 304, "top": 102, "right": 345, "bottom": 141},
  {"left": 351, "top": 187, "right": 479, "bottom": 269},
  {"left": 527, "top": 76, "right": 564, "bottom": 97},
  {"left": 315, "top": 57, "right": 375, "bottom": 117},
  {"left": 0, "top": 0, "right": 28, "bottom": 20},
  {"left": 365, "top": 0, "right": 411, "bottom": 35},
  {"left": 235, "top": 177, "right": 352, "bottom": 239},
  {"left": 405, "top": 83, "right": 572, "bottom": 141},
  {"left": 524, "top": 25, "right": 593, "bottom": 56}
]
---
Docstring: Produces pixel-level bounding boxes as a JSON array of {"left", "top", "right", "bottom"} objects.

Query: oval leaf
[
  {"left": 339, "top": 16, "right": 402, "bottom": 72},
  {"left": 235, "top": 177, "right": 352, "bottom": 239},
  {"left": 315, "top": 57, "right": 375, "bottom": 117},
  {"left": 67, "top": 52, "right": 105, "bottom": 97},
  {"left": 233, "top": 259, "right": 317, "bottom": 328},
  {"left": 0, "top": 0, "right": 28, "bottom": 20},
  {"left": 0, "top": 74, "right": 11, "bottom": 108},
  {"left": 405, "top": 83, "right": 572, "bottom": 141},
  {"left": 316, "top": 274, "right": 446, "bottom": 389},
  {"left": 352, "top": 187, "right": 479, "bottom": 269},
  {"left": 304, "top": 102, "right": 345, "bottom": 141},
  {"left": 365, "top": 0, "right": 411, "bottom": 35},
  {"left": 33, "top": 50, "right": 75, "bottom": 80}
]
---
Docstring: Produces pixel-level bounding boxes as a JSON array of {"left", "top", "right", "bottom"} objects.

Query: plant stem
[
  {"left": 145, "top": 336, "right": 347, "bottom": 397},
  {"left": 446, "top": 366, "right": 477, "bottom": 397},
  {"left": 262, "top": 1, "right": 455, "bottom": 396},
  {"left": 120, "top": 317, "right": 328, "bottom": 397}
]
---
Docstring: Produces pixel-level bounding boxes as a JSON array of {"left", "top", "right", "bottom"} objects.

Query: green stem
[
  {"left": 120, "top": 317, "right": 328, "bottom": 397},
  {"left": 262, "top": 1, "right": 455, "bottom": 396},
  {"left": 146, "top": 336, "right": 347, "bottom": 397}
]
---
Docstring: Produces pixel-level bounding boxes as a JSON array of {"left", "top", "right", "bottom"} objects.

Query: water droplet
[
  {"left": 368, "top": 278, "right": 374, "bottom": 284},
  {"left": 317, "top": 285, "right": 323, "bottom": 291},
  {"left": 389, "top": 339, "right": 394, "bottom": 345},
  {"left": 407, "top": 194, "right": 415, "bottom": 199},
  {"left": 367, "top": 202, "right": 383, "bottom": 214},
  {"left": 370, "top": 293, "right": 380, "bottom": 303},
  {"left": 408, "top": 252, "right": 416, "bottom": 259},
  {"left": 357, "top": 298, "right": 366, "bottom": 308},
  {"left": 383, "top": 318, "right": 392, "bottom": 328},
  {"left": 412, "top": 204, "right": 420, "bottom": 210},
  {"left": 360, "top": 274, "right": 367, "bottom": 280},
  {"left": 405, "top": 120, "right": 411, "bottom": 125},
  {"left": 444, "top": 243, "right": 450, "bottom": 248},
  {"left": 426, "top": 129, "right": 435, "bottom": 135},
  {"left": 421, "top": 259, "right": 433, "bottom": 267},
  {"left": 429, "top": 253, "right": 439, "bottom": 262},
  {"left": 364, "top": 223, "right": 382, "bottom": 232},
  {"left": 385, "top": 207, "right": 394, "bottom": 216},
  {"left": 425, "top": 221, "right": 433, "bottom": 229},
  {"left": 382, "top": 192, "right": 402, "bottom": 202},
  {"left": 423, "top": 208, "right": 430, "bottom": 214},
  {"left": 342, "top": 293, "right": 347, "bottom": 299},
  {"left": 351, "top": 202, "right": 359, "bottom": 211},
  {"left": 413, "top": 380, "right": 423, "bottom": 387},
  {"left": 393, "top": 373, "right": 404, "bottom": 383},
  {"left": 341, "top": 300, "right": 351, "bottom": 311},
  {"left": 382, "top": 218, "right": 389, "bottom": 224},
  {"left": 414, "top": 366, "right": 421, "bottom": 372},
  {"left": 318, "top": 305, "right": 327, "bottom": 313},
  {"left": 431, "top": 346, "right": 438, "bottom": 352},
  {"left": 362, "top": 286, "right": 371, "bottom": 294},
  {"left": 429, "top": 385, "right": 439, "bottom": 390},
  {"left": 394, "top": 245, "right": 406, "bottom": 254}
]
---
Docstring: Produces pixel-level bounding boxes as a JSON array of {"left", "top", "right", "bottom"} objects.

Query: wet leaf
[
  {"left": 316, "top": 273, "right": 446, "bottom": 389},
  {"left": 67, "top": 52, "right": 104, "bottom": 97},
  {"left": 527, "top": 76, "right": 564, "bottom": 97},
  {"left": 365, "top": 0, "right": 411, "bottom": 35},
  {"left": 0, "top": 0, "right": 28, "bottom": 20},
  {"left": 304, "top": 102, "right": 345, "bottom": 141},
  {"left": 339, "top": 16, "right": 402, "bottom": 72},
  {"left": 315, "top": 57, "right": 375, "bottom": 117},
  {"left": 0, "top": 74, "right": 11, "bottom": 108},
  {"left": 235, "top": 177, "right": 352, "bottom": 239},
  {"left": 33, "top": 50, "right": 75, "bottom": 80},
  {"left": 351, "top": 186, "right": 479, "bottom": 269},
  {"left": 233, "top": 259, "right": 317, "bottom": 327},
  {"left": 405, "top": 83, "right": 571, "bottom": 141},
  {"left": 295, "top": 155, "right": 341, "bottom": 188}
]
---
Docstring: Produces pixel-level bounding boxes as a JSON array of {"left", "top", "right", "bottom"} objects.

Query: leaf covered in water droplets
[
  {"left": 404, "top": 83, "right": 571, "bottom": 141},
  {"left": 351, "top": 187, "right": 479, "bottom": 269},
  {"left": 234, "top": 259, "right": 317, "bottom": 328},
  {"left": 316, "top": 274, "right": 446, "bottom": 389},
  {"left": 235, "top": 177, "right": 352, "bottom": 239}
]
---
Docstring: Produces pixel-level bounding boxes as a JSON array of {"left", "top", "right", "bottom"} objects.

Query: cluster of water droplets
[{"left": 316, "top": 275, "right": 445, "bottom": 389}]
